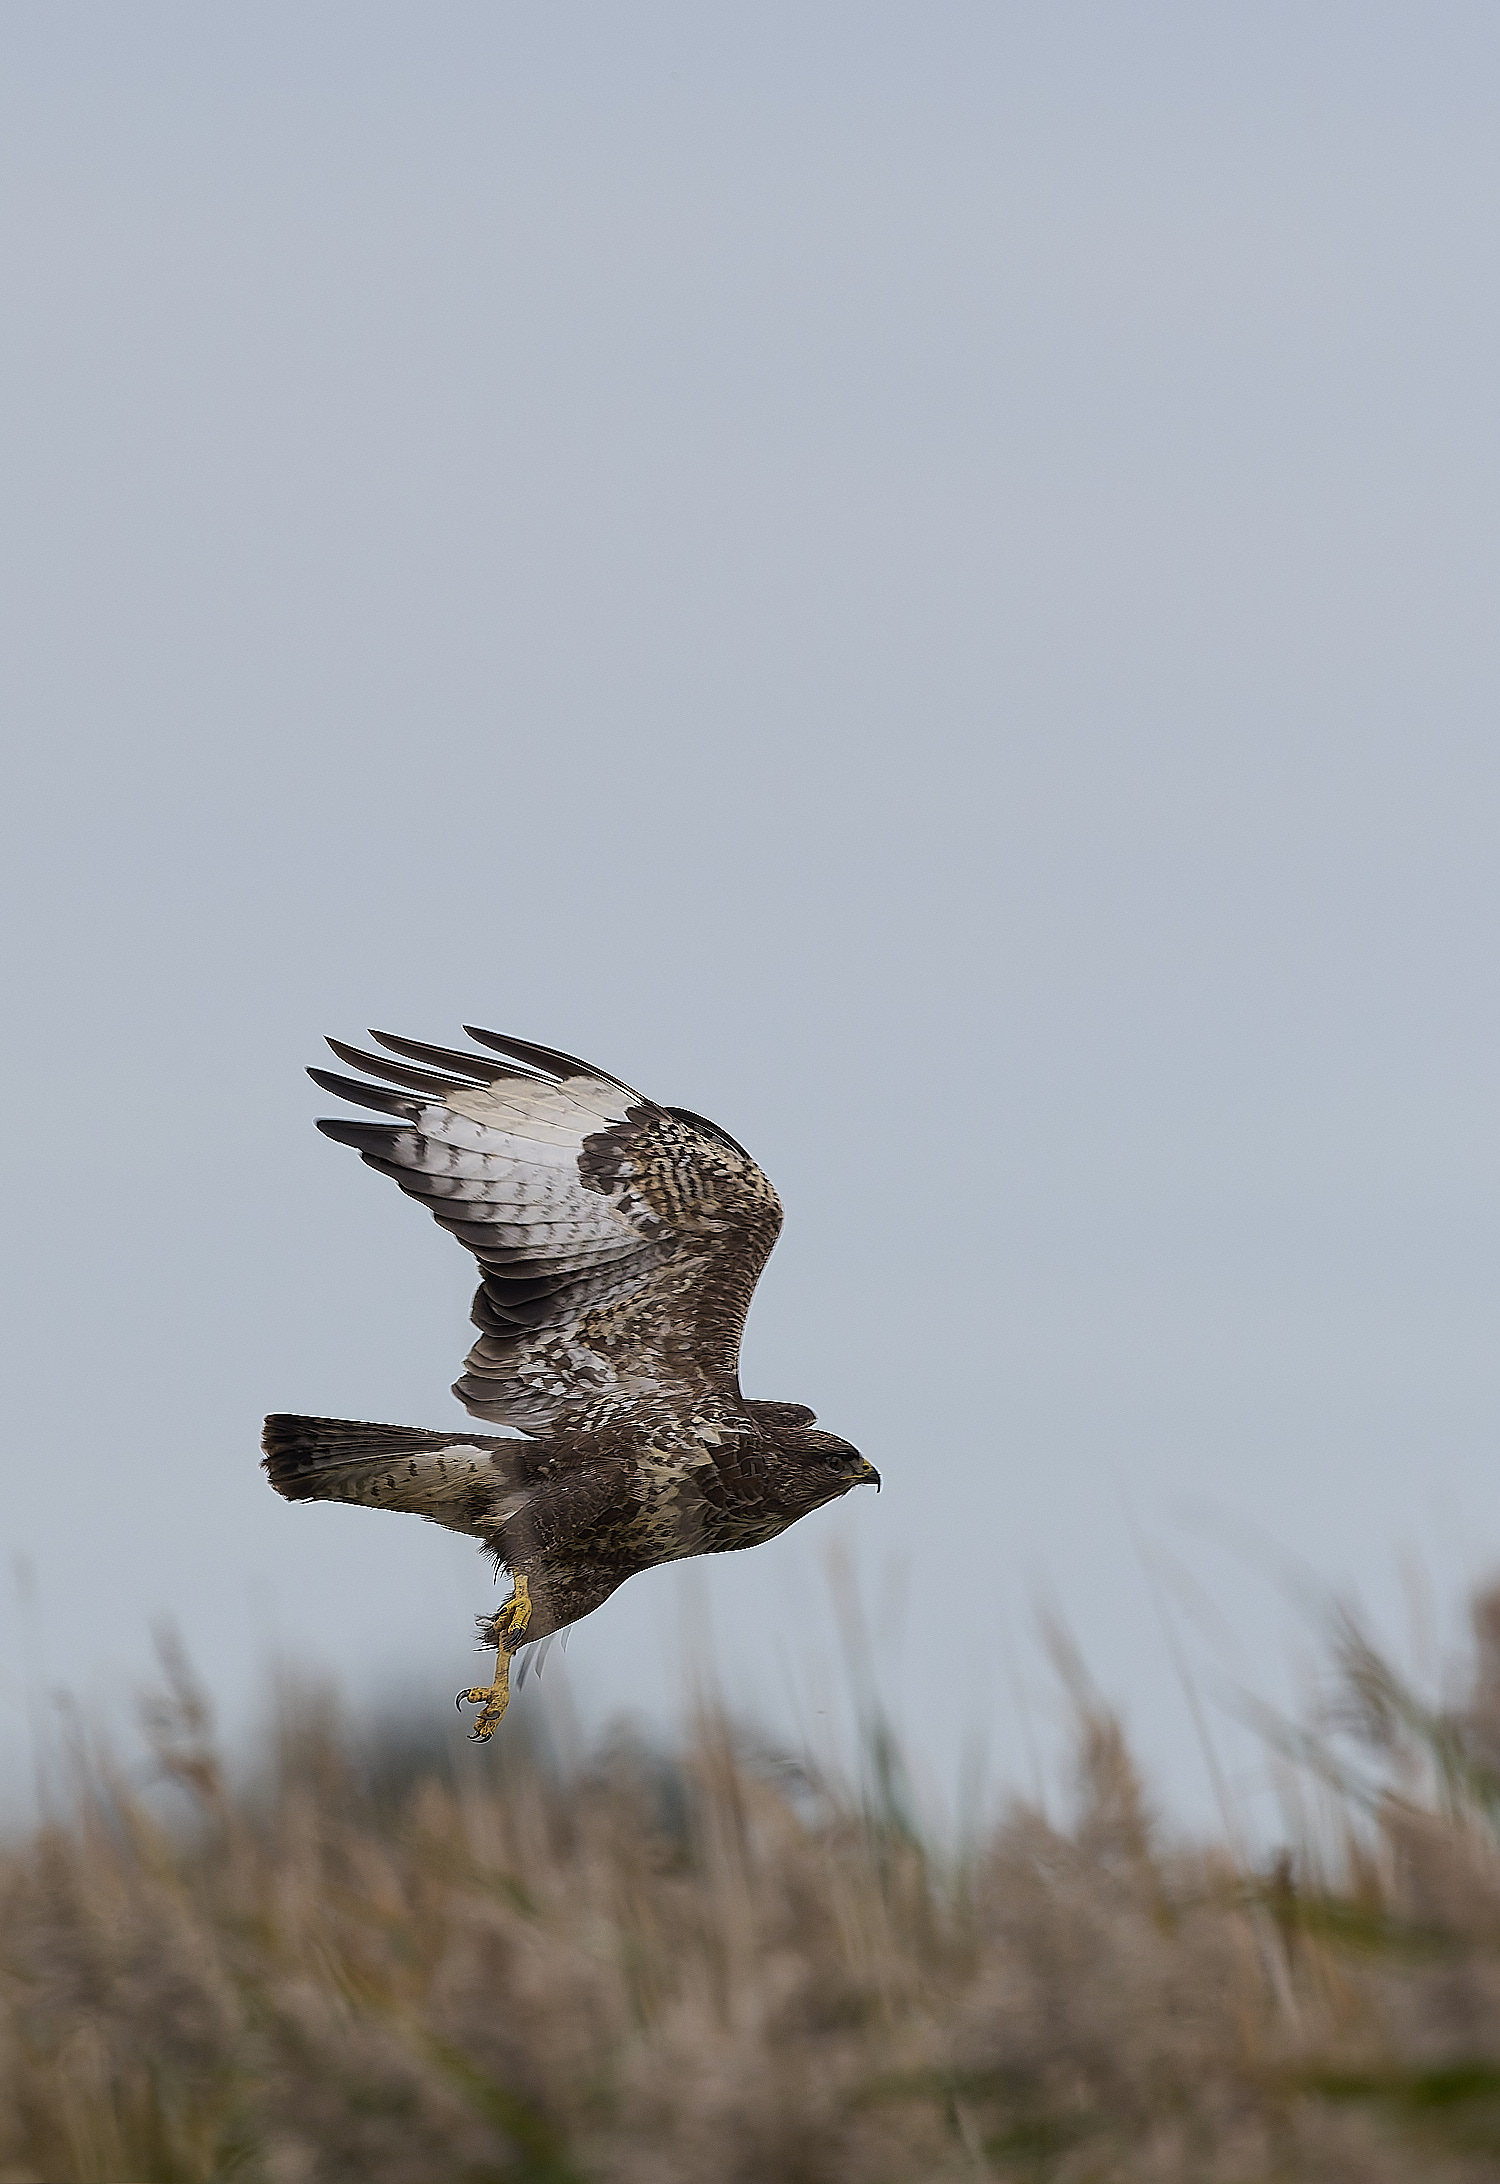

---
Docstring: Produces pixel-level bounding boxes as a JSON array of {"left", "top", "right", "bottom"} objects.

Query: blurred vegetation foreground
[{"left": 9, "top": 1599, "right": 1500, "bottom": 2183}]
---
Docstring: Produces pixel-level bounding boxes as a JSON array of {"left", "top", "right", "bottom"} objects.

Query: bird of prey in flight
[{"left": 263, "top": 1027, "right": 878, "bottom": 1736}]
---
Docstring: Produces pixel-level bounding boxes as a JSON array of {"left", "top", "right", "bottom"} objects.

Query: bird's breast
[{"left": 628, "top": 1442, "right": 792, "bottom": 1562}]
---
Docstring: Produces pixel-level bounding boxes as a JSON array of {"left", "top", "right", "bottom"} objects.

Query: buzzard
[{"left": 262, "top": 1027, "right": 878, "bottom": 1736}]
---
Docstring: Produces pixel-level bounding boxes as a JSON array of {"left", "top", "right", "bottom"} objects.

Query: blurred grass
[{"left": 8, "top": 1593, "right": 1500, "bottom": 2180}]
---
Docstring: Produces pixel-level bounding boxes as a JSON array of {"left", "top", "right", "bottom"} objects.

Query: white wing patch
[{"left": 444, "top": 1076, "right": 634, "bottom": 1137}]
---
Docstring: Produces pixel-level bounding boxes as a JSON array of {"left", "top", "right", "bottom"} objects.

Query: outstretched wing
[{"left": 310, "top": 1028, "right": 784, "bottom": 1439}]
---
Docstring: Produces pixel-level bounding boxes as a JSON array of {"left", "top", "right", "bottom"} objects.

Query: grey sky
[{"left": 3, "top": 4, "right": 1498, "bottom": 1831}]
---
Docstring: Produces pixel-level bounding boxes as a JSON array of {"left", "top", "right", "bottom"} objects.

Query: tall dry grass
[{"left": 6, "top": 1594, "right": 1500, "bottom": 2181}]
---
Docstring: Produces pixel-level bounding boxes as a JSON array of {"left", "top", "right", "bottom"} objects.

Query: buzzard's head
[
  {"left": 743, "top": 1401, "right": 879, "bottom": 1509},
  {"left": 786, "top": 1425, "right": 881, "bottom": 1514}
]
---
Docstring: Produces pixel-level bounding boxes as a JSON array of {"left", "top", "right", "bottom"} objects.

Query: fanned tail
[{"left": 261, "top": 1414, "right": 521, "bottom": 1538}]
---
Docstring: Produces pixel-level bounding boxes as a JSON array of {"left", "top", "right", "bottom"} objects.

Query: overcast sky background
[{"left": 3, "top": 4, "right": 1498, "bottom": 1835}]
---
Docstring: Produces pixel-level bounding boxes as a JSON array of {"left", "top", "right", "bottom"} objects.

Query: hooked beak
[{"left": 855, "top": 1457, "right": 881, "bottom": 1492}]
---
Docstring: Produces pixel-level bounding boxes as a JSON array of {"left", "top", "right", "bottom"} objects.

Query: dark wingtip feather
[
  {"left": 463, "top": 1026, "right": 635, "bottom": 1093},
  {"left": 307, "top": 1067, "right": 419, "bottom": 1118},
  {"left": 315, "top": 1116, "right": 405, "bottom": 1152},
  {"left": 324, "top": 1037, "right": 476, "bottom": 1096},
  {"left": 367, "top": 1030, "right": 521, "bottom": 1082}
]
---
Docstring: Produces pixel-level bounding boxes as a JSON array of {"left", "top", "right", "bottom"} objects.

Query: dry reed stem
[{"left": 6, "top": 1595, "right": 1500, "bottom": 2180}]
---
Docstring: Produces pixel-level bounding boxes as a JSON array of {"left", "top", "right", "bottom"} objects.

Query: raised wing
[{"left": 310, "top": 1028, "right": 784, "bottom": 1439}]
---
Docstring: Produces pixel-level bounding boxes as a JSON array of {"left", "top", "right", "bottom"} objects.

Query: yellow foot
[
  {"left": 456, "top": 1576, "right": 532, "bottom": 1742},
  {"left": 456, "top": 1658, "right": 511, "bottom": 1740}
]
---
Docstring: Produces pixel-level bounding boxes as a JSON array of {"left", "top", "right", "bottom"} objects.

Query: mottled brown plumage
[{"left": 262, "top": 1028, "right": 877, "bottom": 1733}]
